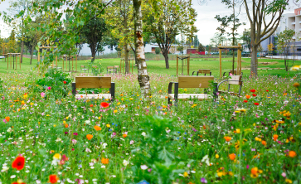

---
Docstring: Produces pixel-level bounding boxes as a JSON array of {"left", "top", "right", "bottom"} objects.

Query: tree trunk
[
  {"left": 30, "top": 44, "right": 34, "bottom": 65},
  {"left": 163, "top": 51, "right": 169, "bottom": 69},
  {"left": 250, "top": 45, "right": 258, "bottom": 77},
  {"left": 134, "top": 0, "right": 151, "bottom": 97},
  {"left": 20, "top": 40, "right": 24, "bottom": 63},
  {"left": 90, "top": 44, "right": 96, "bottom": 62}
]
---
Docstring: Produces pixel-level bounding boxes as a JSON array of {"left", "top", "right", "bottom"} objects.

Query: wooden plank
[
  {"left": 198, "top": 69, "right": 211, "bottom": 74},
  {"left": 178, "top": 76, "right": 214, "bottom": 88},
  {"left": 75, "top": 77, "right": 111, "bottom": 88},
  {"left": 228, "top": 75, "right": 242, "bottom": 85}
]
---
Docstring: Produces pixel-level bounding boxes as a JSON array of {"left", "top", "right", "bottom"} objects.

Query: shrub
[{"left": 155, "top": 47, "right": 161, "bottom": 54}]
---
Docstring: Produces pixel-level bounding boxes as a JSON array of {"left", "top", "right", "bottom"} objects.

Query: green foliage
[
  {"left": 155, "top": 47, "right": 160, "bottom": 54},
  {"left": 79, "top": 17, "right": 107, "bottom": 61},
  {"left": 176, "top": 45, "right": 183, "bottom": 52},
  {"left": 130, "top": 116, "right": 185, "bottom": 183},
  {"left": 198, "top": 43, "right": 205, "bottom": 52},
  {"left": 87, "top": 59, "right": 103, "bottom": 76},
  {"left": 277, "top": 29, "right": 295, "bottom": 71},
  {"left": 31, "top": 68, "right": 71, "bottom": 98}
]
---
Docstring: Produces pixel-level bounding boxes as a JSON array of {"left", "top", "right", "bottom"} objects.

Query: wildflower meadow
[{"left": 0, "top": 62, "right": 300, "bottom": 184}]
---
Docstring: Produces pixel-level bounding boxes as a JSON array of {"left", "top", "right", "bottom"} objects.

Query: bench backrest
[
  {"left": 228, "top": 75, "right": 242, "bottom": 85},
  {"left": 75, "top": 76, "right": 111, "bottom": 88},
  {"left": 178, "top": 76, "right": 214, "bottom": 88},
  {"left": 198, "top": 69, "right": 211, "bottom": 74}
]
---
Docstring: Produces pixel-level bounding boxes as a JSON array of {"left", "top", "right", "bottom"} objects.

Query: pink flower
[
  {"left": 47, "top": 87, "right": 51, "bottom": 90},
  {"left": 281, "top": 172, "right": 286, "bottom": 177},
  {"left": 41, "top": 92, "right": 45, "bottom": 98}
]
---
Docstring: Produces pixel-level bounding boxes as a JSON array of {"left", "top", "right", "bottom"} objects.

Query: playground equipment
[
  {"left": 62, "top": 55, "right": 78, "bottom": 72},
  {"left": 218, "top": 43, "right": 242, "bottom": 78},
  {"left": 120, "top": 58, "right": 134, "bottom": 74},
  {"left": 176, "top": 55, "right": 190, "bottom": 76},
  {"left": 7, "top": 53, "right": 21, "bottom": 70}
]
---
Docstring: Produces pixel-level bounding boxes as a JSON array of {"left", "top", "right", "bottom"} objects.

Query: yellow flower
[
  {"left": 215, "top": 154, "right": 219, "bottom": 159},
  {"left": 236, "top": 129, "right": 240, "bottom": 133},
  {"left": 114, "top": 110, "right": 118, "bottom": 113},
  {"left": 53, "top": 153, "right": 61, "bottom": 160},
  {"left": 285, "top": 178, "right": 292, "bottom": 183},
  {"left": 183, "top": 171, "right": 188, "bottom": 177}
]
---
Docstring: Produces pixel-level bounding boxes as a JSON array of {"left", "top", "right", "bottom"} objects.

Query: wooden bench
[
  {"left": 72, "top": 76, "right": 115, "bottom": 101},
  {"left": 192, "top": 69, "right": 212, "bottom": 76},
  {"left": 107, "top": 66, "right": 117, "bottom": 74},
  {"left": 217, "top": 75, "right": 243, "bottom": 96},
  {"left": 80, "top": 65, "right": 89, "bottom": 73},
  {"left": 167, "top": 76, "right": 216, "bottom": 105},
  {"left": 223, "top": 70, "right": 243, "bottom": 76}
]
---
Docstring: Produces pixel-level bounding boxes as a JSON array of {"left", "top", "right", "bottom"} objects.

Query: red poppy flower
[
  {"left": 100, "top": 102, "right": 110, "bottom": 108},
  {"left": 49, "top": 174, "right": 59, "bottom": 183},
  {"left": 254, "top": 102, "right": 259, "bottom": 106},
  {"left": 252, "top": 94, "right": 257, "bottom": 97},
  {"left": 90, "top": 104, "right": 93, "bottom": 107},
  {"left": 250, "top": 89, "right": 256, "bottom": 93},
  {"left": 63, "top": 81, "right": 67, "bottom": 84},
  {"left": 243, "top": 100, "right": 248, "bottom": 103},
  {"left": 12, "top": 156, "right": 25, "bottom": 170},
  {"left": 266, "top": 90, "right": 269, "bottom": 92}
]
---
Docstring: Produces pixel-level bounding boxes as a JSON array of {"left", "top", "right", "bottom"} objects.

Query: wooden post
[
  {"left": 187, "top": 56, "right": 190, "bottom": 76},
  {"left": 237, "top": 43, "right": 242, "bottom": 75},
  {"left": 176, "top": 55, "right": 178, "bottom": 76},
  {"left": 76, "top": 55, "right": 77, "bottom": 72},
  {"left": 219, "top": 45, "right": 222, "bottom": 78},
  {"left": 19, "top": 54, "right": 21, "bottom": 70}
]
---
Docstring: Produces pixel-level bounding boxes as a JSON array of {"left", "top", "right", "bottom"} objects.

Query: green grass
[{"left": 1, "top": 56, "right": 300, "bottom": 78}]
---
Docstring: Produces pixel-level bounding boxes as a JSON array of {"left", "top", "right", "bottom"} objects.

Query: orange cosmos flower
[
  {"left": 64, "top": 123, "right": 69, "bottom": 128},
  {"left": 101, "top": 158, "right": 109, "bottom": 164},
  {"left": 49, "top": 174, "right": 59, "bottom": 183},
  {"left": 261, "top": 140, "right": 267, "bottom": 146},
  {"left": 12, "top": 156, "right": 25, "bottom": 170},
  {"left": 5, "top": 116, "right": 10, "bottom": 122},
  {"left": 94, "top": 126, "right": 101, "bottom": 131},
  {"left": 100, "top": 102, "right": 109, "bottom": 108},
  {"left": 288, "top": 151, "right": 297, "bottom": 158},
  {"left": 293, "top": 82, "right": 300, "bottom": 88},
  {"left": 122, "top": 134, "right": 127, "bottom": 138},
  {"left": 224, "top": 136, "right": 232, "bottom": 142},
  {"left": 273, "top": 134, "right": 278, "bottom": 141},
  {"left": 86, "top": 134, "right": 93, "bottom": 140},
  {"left": 229, "top": 153, "right": 236, "bottom": 160},
  {"left": 245, "top": 95, "right": 251, "bottom": 99},
  {"left": 250, "top": 167, "right": 262, "bottom": 178}
]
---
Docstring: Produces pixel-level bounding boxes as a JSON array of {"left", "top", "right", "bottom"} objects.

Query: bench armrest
[
  {"left": 72, "top": 82, "right": 76, "bottom": 95},
  {"left": 110, "top": 82, "right": 115, "bottom": 101},
  {"left": 217, "top": 79, "right": 228, "bottom": 92},
  {"left": 168, "top": 82, "right": 175, "bottom": 94}
]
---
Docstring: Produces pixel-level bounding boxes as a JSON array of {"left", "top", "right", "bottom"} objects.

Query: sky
[{"left": 0, "top": 0, "right": 299, "bottom": 45}]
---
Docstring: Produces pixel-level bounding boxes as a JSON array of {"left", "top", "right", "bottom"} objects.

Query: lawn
[{"left": 0, "top": 55, "right": 300, "bottom": 184}]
